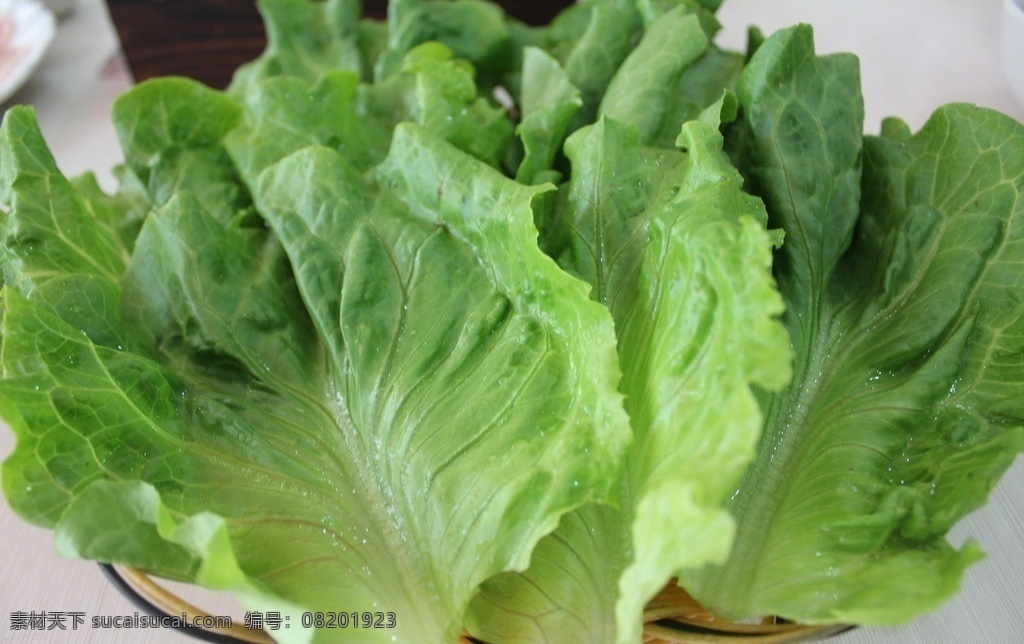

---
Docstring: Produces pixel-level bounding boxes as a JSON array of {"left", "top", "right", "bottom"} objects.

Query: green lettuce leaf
[
  {"left": 399, "top": 43, "right": 514, "bottom": 168},
  {"left": 684, "top": 24, "right": 1024, "bottom": 625},
  {"left": 111, "top": 78, "right": 250, "bottom": 226},
  {"left": 513, "top": 46, "right": 581, "bottom": 185},
  {"left": 226, "top": 41, "right": 513, "bottom": 186},
  {"left": 0, "top": 108, "right": 129, "bottom": 295},
  {"left": 374, "top": 0, "right": 514, "bottom": 81},
  {"left": 226, "top": 70, "right": 390, "bottom": 181},
  {"left": 55, "top": 480, "right": 312, "bottom": 643},
  {"left": 540, "top": 0, "right": 638, "bottom": 123},
  {"left": 466, "top": 97, "right": 790, "bottom": 643},
  {"left": 229, "top": 0, "right": 367, "bottom": 94},
  {"left": 0, "top": 101, "right": 630, "bottom": 643},
  {"left": 597, "top": 7, "right": 710, "bottom": 147}
]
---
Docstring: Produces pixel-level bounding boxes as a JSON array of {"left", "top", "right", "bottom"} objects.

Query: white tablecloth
[{"left": 1, "top": 0, "right": 1021, "bottom": 642}]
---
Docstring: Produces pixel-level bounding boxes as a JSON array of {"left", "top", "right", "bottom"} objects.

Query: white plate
[{"left": 0, "top": 0, "right": 55, "bottom": 105}]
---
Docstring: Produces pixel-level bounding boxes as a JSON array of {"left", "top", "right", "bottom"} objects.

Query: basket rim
[{"left": 104, "top": 564, "right": 854, "bottom": 644}]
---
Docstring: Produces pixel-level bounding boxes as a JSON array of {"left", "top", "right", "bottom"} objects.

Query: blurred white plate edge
[{"left": 0, "top": 0, "right": 55, "bottom": 105}]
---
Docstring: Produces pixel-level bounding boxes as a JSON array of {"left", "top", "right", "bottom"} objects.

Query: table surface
[{"left": 1, "top": 1, "right": 1022, "bottom": 642}]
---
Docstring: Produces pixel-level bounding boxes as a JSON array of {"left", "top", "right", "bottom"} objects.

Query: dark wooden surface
[{"left": 106, "top": 1, "right": 574, "bottom": 89}]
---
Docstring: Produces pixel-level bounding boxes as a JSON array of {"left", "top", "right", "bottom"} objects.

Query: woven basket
[{"left": 106, "top": 566, "right": 850, "bottom": 643}]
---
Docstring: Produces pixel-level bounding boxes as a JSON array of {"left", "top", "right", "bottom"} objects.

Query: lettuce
[
  {"left": 466, "top": 97, "right": 791, "bottom": 643},
  {"left": 1, "top": 0, "right": 1021, "bottom": 642},
  {"left": 683, "top": 25, "right": 1024, "bottom": 624},
  {"left": 0, "top": 75, "right": 630, "bottom": 643}
]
